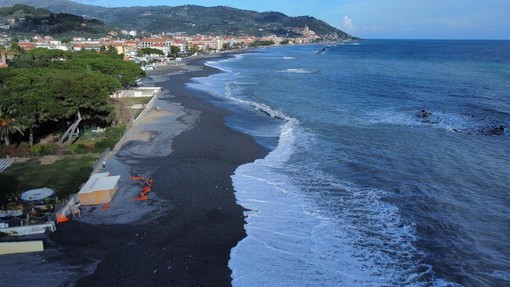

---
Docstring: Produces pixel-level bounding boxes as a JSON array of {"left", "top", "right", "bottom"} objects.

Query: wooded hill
[
  {"left": 0, "top": 4, "right": 110, "bottom": 36},
  {"left": 0, "top": 0, "right": 352, "bottom": 40}
]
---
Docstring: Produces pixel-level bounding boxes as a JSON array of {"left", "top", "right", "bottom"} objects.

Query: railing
[
  {"left": 91, "top": 148, "right": 110, "bottom": 174},
  {"left": 0, "top": 213, "right": 52, "bottom": 229},
  {"left": 0, "top": 158, "right": 13, "bottom": 173}
]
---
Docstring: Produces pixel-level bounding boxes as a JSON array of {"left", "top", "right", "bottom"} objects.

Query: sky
[{"left": 74, "top": 0, "right": 510, "bottom": 39}]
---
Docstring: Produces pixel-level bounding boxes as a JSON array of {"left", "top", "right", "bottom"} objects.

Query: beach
[{"left": 0, "top": 53, "right": 266, "bottom": 286}]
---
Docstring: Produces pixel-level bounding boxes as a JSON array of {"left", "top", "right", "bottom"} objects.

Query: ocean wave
[
  {"left": 204, "top": 60, "right": 232, "bottom": 73},
  {"left": 283, "top": 56, "right": 296, "bottom": 60},
  {"left": 204, "top": 53, "right": 252, "bottom": 72},
  {"left": 281, "top": 68, "right": 318, "bottom": 74},
  {"left": 232, "top": 80, "right": 259, "bottom": 85},
  {"left": 224, "top": 81, "right": 294, "bottom": 122},
  {"left": 336, "top": 42, "right": 361, "bottom": 47},
  {"left": 249, "top": 102, "right": 293, "bottom": 121},
  {"left": 231, "top": 121, "right": 455, "bottom": 286}
]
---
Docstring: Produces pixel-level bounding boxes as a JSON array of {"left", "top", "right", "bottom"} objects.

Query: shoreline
[{"left": 0, "top": 52, "right": 266, "bottom": 286}]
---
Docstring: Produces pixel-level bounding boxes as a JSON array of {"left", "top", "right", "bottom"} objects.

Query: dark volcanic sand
[{"left": 49, "top": 58, "right": 266, "bottom": 286}]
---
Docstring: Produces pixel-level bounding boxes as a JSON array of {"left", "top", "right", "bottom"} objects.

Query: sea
[{"left": 187, "top": 40, "right": 510, "bottom": 287}]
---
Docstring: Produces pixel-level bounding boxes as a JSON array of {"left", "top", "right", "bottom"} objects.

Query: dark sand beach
[{"left": 0, "top": 55, "right": 266, "bottom": 286}]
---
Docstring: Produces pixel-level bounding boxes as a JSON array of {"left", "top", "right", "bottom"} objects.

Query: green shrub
[
  {"left": 94, "top": 124, "right": 126, "bottom": 150},
  {"left": 30, "top": 144, "right": 43, "bottom": 155},
  {"left": 30, "top": 144, "right": 59, "bottom": 155},
  {"left": 71, "top": 143, "right": 91, "bottom": 154},
  {"left": 95, "top": 137, "right": 115, "bottom": 150},
  {"left": 107, "top": 125, "right": 127, "bottom": 138},
  {"left": 42, "top": 144, "right": 58, "bottom": 155}
]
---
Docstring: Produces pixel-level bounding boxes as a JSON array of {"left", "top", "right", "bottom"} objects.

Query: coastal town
[{"left": 0, "top": 24, "right": 322, "bottom": 69}]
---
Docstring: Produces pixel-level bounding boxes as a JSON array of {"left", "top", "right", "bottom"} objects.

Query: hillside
[
  {"left": 0, "top": 4, "right": 109, "bottom": 36},
  {"left": 0, "top": 0, "right": 353, "bottom": 40}
]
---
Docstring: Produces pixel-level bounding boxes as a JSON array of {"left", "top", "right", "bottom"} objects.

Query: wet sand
[{"left": 0, "top": 55, "right": 266, "bottom": 286}]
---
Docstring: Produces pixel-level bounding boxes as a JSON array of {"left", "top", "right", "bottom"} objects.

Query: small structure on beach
[
  {"left": 78, "top": 173, "right": 121, "bottom": 205},
  {"left": 117, "top": 87, "right": 161, "bottom": 98},
  {"left": 20, "top": 187, "right": 55, "bottom": 207},
  {"left": 0, "top": 241, "right": 44, "bottom": 255}
]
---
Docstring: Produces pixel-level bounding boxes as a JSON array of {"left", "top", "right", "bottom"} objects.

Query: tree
[
  {"left": 9, "top": 48, "right": 73, "bottom": 68},
  {"left": 29, "top": 48, "right": 71, "bottom": 63},
  {"left": 0, "top": 48, "right": 144, "bottom": 145},
  {"left": 250, "top": 40, "right": 275, "bottom": 47},
  {"left": 0, "top": 106, "right": 24, "bottom": 146},
  {"left": 187, "top": 45, "right": 203, "bottom": 55},
  {"left": 9, "top": 90, "right": 55, "bottom": 146},
  {"left": 0, "top": 67, "right": 121, "bottom": 144},
  {"left": 103, "top": 45, "right": 121, "bottom": 59},
  {"left": 9, "top": 42, "right": 25, "bottom": 58},
  {"left": 170, "top": 45, "right": 180, "bottom": 58},
  {"left": 48, "top": 69, "right": 120, "bottom": 124},
  {"left": 61, "top": 51, "right": 145, "bottom": 86},
  {"left": 136, "top": 48, "right": 164, "bottom": 57}
]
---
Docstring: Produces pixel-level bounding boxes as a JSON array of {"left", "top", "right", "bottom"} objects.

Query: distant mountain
[
  {"left": 0, "top": 0, "right": 353, "bottom": 40},
  {"left": 0, "top": 4, "right": 109, "bottom": 36}
]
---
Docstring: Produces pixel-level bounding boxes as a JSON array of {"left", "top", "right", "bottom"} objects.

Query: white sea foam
[
  {"left": 223, "top": 80, "right": 293, "bottom": 121},
  {"left": 204, "top": 53, "right": 255, "bottom": 70},
  {"left": 363, "top": 109, "right": 488, "bottom": 133},
  {"left": 231, "top": 122, "right": 371, "bottom": 286},
  {"left": 283, "top": 68, "right": 313, "bottom": 74},
  {"left": 283, "top": 56, "right": 296, "bottom": 60},
  {"left": 230, "top": 120, "right": 450, "bottom": 286}
]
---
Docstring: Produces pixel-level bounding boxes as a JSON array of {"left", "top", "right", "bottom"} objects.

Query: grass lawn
[
  {"left": 118, "top": 97, "right": 152, "bottom": 119},
  {"left": 117, "top": 97, "right": 151, "bottom": 106},
  {"left": 0, "top": 154, "right": 99, "bottom": 200}
]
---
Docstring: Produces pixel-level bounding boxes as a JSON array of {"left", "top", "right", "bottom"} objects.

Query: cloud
[{"left": 342, "top": 15, "right": 355, "bottom": 33}]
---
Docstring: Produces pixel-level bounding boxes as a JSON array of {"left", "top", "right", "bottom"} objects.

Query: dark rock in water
[
  {"left": 316, "top": 47, "right": 327, "bottom": 54},
  {"left": 257, "top": 108, "right": 285, "bottom": 121},
  {"left": 487, "top": 125, "right": 505, "bottom": 135},
  {"left": 259, "top": 108, "right": 272, "bottom": 117},
  {"left": 417, "top": 109, "right": 432, "bottom": 122},
  {"left": 477, "top": 125, "right": 505, "bottom": 136},
  {"left": 421, "top": 109, "right": 431, "bottom": 118}
]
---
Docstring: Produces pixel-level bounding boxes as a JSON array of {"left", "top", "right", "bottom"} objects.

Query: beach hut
[{"left": 78, "top": 173, "right": 121, "bottom": 205}]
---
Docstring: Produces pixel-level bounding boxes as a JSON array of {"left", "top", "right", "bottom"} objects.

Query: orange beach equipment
[{"left": 56, "top": 213, "right": 69, "bottom": 224}]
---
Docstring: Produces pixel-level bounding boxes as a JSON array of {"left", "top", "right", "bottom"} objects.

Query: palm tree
[{"left": 0, "top": 106, "right": 24, "bottom": 146}]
